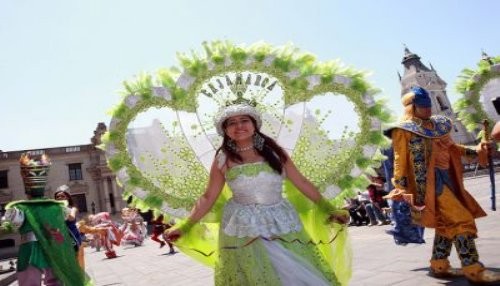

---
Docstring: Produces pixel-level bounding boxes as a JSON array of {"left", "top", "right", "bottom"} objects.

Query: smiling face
[
  {"left": 223, "top": 115, "right": 256, "bottom": 144},
  {"left": 55, "top": 191, "right": 69, "bottom": 201}
]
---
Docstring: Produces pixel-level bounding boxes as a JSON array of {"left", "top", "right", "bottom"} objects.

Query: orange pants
[{"left": 435, "top": 186, "right": 477, "bottom": 239}]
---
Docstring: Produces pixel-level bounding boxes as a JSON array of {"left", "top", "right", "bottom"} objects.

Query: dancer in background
[
  {"left": 150, "top": 214, "right": 175, "bottom": 254},
  {"left": 120, "top": 208, "right": 147, "bottom": 247},
  {"left": 89, "top": 212, "right": 122, "bottom": 258},
  {"left": 384, "top": 86, "right": 500, "bottom": 283}
]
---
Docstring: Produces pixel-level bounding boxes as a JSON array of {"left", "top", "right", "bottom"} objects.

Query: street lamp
[{"left": 91, "top": 201, "right": 95, "bottom": 214}]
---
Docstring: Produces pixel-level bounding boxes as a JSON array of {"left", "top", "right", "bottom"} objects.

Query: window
[
  {"left": 0, "top": 170, "right": 8, "bottom": 189},
  {"left": 28, "top": 150, "right": 44, "bottom": 156},
  {"left": 72, "top": 193, "right": 88, "bottom": 213},
  {"left": 108, "top": 178, "right": 116, "bottom": 214},
  {"left": 436, "top": 96, "right": 449, "bottom": 111},
  {"left": 65, "top": 146, "right": 80, "bottom": 153},
  {"left": 0, "top": 203, "right": 6, "bottom": 217},
  {"left": 68, "top": 163, "right": 83, "bottom": 181}
]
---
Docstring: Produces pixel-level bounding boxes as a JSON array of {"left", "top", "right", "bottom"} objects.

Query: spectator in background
[
  {"left": 366, "top": 182, "right": 390, "bottom": 225},
  {"left": 357, "top": 187, "right": 388, "bottom": 226},
  {"left": 343, "top": 197, "right": 369, "bottom": 226}
]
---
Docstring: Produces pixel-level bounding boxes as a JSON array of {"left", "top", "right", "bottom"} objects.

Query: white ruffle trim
[
  {"left": 262, "top": 240, "right": 331, "bottom": 286},
  {"left": 221, "top": 199, "right": 302, "bottom": 238}
]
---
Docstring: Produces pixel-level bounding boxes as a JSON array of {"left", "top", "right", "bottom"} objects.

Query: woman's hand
[
  {"left": 164, "top": 229, "right": 182, "bottom": 242},
  {"left": 327, "top": 210, "right": 350, "bottom": 225}
]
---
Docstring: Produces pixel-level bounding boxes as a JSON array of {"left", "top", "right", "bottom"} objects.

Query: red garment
[
  {"left": 367, "top": 185, "right": 385, "bottom": 205},
  {"left": 151, "top": 218, "right": 172, "bottom": 235}
]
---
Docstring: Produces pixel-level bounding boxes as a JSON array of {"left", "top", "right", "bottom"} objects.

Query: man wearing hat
[
  {"left": 0, "top": 153, "right": 86, "bottom": 285},
  {"left": 384, "top": 86, "right": 500, "bottom": 284}
]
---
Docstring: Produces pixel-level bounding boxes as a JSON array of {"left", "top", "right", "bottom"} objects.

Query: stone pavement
[{"left": 6, "top": 175, "right": 500, "bottom": 285}]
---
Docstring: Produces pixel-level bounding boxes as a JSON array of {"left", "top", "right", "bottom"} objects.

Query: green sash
[{"left": 7, "top": 199, "right": 86, "bottom": 286}]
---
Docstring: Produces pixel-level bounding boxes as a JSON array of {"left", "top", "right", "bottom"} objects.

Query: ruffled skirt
[{"left": 214, "top": 229, "right": 339, "bottom": 286}]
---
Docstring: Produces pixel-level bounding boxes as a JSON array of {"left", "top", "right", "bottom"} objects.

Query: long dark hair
[
  {"left": 54, "top": 190, "right": 75, "bottom": 207},
  {"left": 217, "top": 116, "right": 288, "bottom": 174}
]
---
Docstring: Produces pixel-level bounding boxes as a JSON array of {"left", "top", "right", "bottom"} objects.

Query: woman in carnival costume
[
  {"left": 384, "top": 86, "right": 500, "bottom": 284},
  {"left": 166, "top": 101, "right": 350, "bottom": 285},
  {"left": 0, "top": 154, "right": 88, "bottom": 285},
  {"left": 104, "top": 42, "right": 392, "bottom": 286},
  {"left": 54, "top": 185, "right": 85, "bottom": 269}
]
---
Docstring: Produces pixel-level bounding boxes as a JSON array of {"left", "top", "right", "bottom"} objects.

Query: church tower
[{"left": 399, "top": 46, "right": 475, "bottom": 144}]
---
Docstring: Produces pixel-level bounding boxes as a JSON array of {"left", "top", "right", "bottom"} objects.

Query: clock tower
[{"left": 399, "top": 46, "right": 475, "bottom": 144}]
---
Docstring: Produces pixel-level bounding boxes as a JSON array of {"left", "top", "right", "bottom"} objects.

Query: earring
[
  {"left": 253, "top": 133, "right": 265, "bottom": 151},
  {"left": 226, "top": 139, "right": 237, "bottom": 152}
]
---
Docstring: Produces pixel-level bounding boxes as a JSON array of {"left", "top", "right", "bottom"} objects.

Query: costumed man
[
  {"left": 0, "top": 153, "right": 86, "bottom": 285},
  {"left": 384, "top": 86, "right": 500, "bottom": 284}
]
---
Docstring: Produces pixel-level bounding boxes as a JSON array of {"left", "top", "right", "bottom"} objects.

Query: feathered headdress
[{"left": 19, "top": 153, "right": 51, "bottom": 196}]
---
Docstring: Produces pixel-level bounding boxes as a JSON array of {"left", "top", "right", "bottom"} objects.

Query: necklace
[
  {"left": 236, "top": 145, "right": 254, "bottom": 152},
  {"left": 412, "top": 117, "right": 434, "bottom": 129},
  {"left": 412, "top": 117, "right": 423, "bottom": 127}
]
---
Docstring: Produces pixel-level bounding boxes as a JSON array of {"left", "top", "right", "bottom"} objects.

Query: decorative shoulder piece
[
  {"left": 2, "top": 208, "right": 25, "bottom": 229},
  {"left": 388, "top": 115, "right": 452, "bottom": 139}
]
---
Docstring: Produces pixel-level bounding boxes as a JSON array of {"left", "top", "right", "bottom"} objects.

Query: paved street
[{"left": 6, "top": 175, "right": 500, "bottom": 285}]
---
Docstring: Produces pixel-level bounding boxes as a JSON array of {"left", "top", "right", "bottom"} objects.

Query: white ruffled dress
[{"left": 215, "top": 161, "right": 338, "bottom": 285}]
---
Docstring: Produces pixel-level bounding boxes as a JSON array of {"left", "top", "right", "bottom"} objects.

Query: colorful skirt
[{"left": 215, "top": 229, "right": 340, "bottom": 286}]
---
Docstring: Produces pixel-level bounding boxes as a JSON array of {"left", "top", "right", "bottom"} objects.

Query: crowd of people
[
  {"left": 343, "top": 177, "right": 392, "bottom": 227},
  {"left": 76, "top": 208, "right": 175, "bottom": 259}
]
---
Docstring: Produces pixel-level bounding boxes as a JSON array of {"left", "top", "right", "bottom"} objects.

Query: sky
[{"left": 1, "top": 0, "right": 500, "bottom": 152}]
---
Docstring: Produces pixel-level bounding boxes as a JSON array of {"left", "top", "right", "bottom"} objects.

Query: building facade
[
  {"left": 399, "top": 46, "right": 475, "bottom": 144},
  {"left": 0, "top": 123, "right": 125, "bottom": 216}
]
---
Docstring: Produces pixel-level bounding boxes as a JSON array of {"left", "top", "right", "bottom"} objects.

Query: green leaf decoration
[
  {"left": 104, "top": 41, "right": 392, "bottom": 218},
  {"left": 454, "top": 56, "right": 500, "bottom": 134}
]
